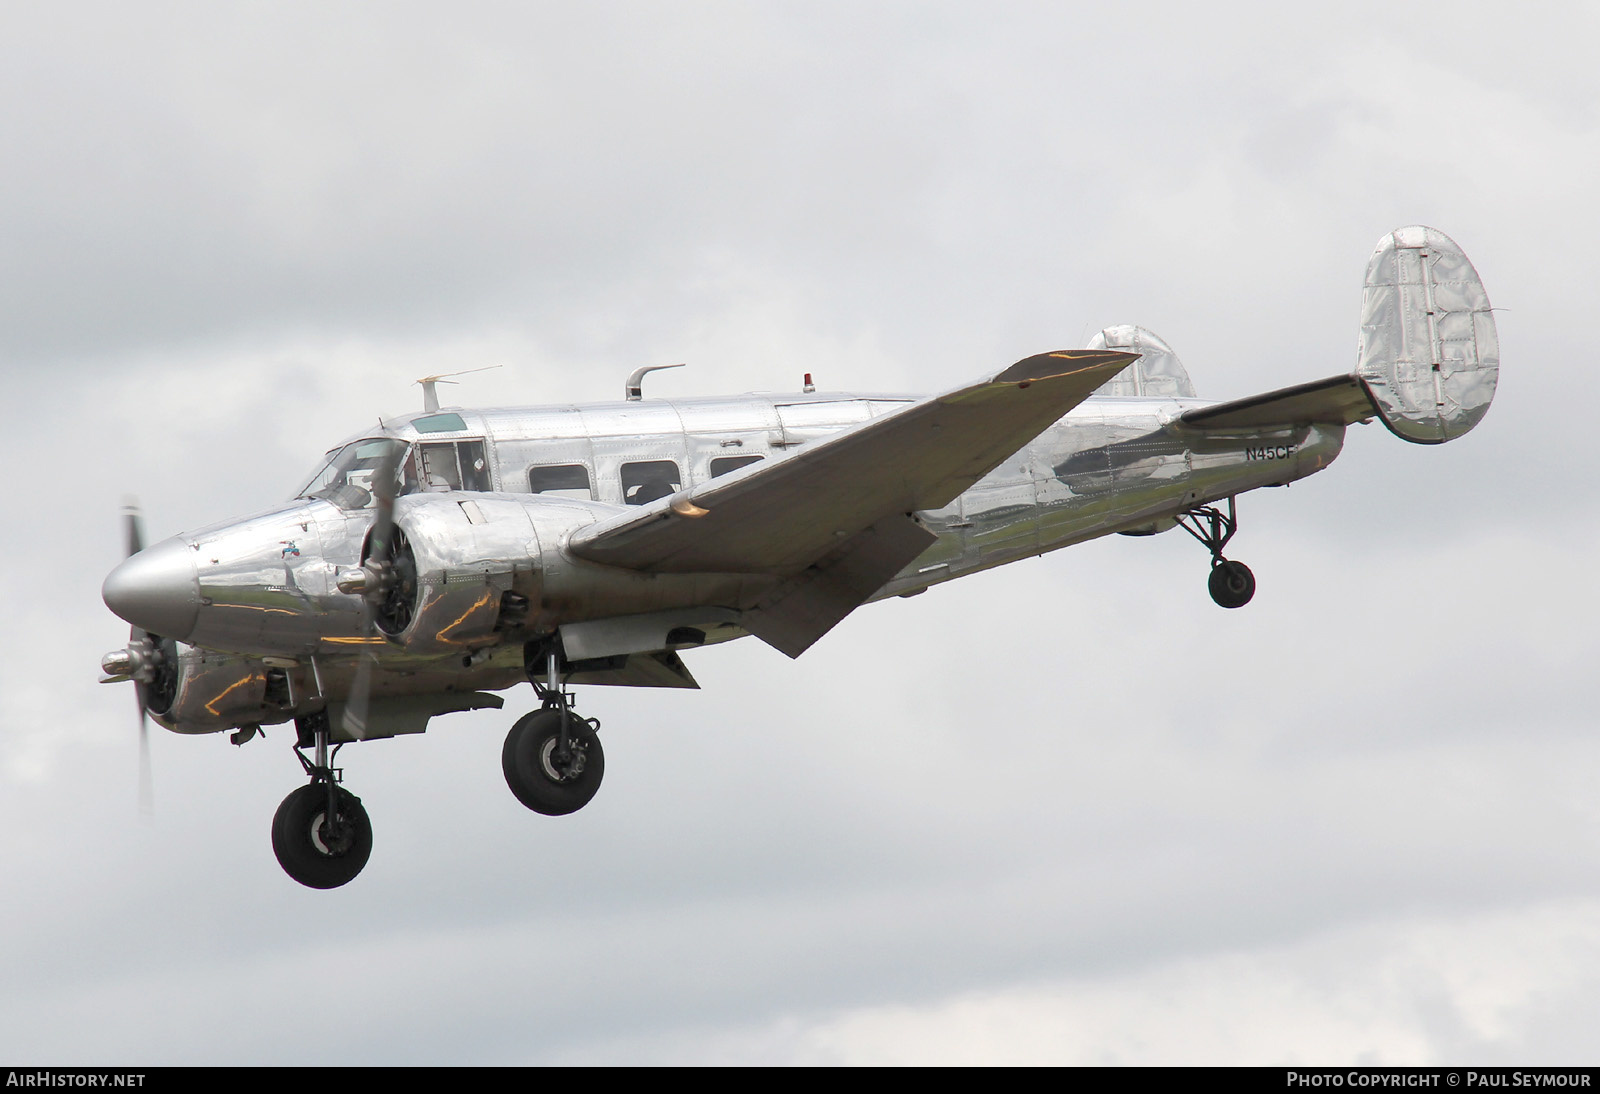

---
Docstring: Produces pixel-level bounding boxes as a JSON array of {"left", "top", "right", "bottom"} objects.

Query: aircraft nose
[{"left": 102, "top": 536, "right": 200, "bottom": 641}]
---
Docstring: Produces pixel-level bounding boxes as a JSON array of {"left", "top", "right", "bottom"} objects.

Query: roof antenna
[
  {"left": 416, "top": 365, "right": 503, "bottom": 413},
  {"left": 625, "top": 363, "right": 685, "bottom": 401}
]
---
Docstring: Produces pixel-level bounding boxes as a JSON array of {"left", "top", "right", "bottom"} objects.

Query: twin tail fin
[{"left": 1099, "top": 226, "right": 1499, "bottom": 445}]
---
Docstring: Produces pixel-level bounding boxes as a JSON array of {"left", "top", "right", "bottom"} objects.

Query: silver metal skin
[{"left": 101, "top": 225, "right": 1496, "bottom": 749}]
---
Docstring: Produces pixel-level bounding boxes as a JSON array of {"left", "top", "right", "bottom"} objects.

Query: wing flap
[
  {"left": 569, "top": 349, "right": 1137, "bottom": 576},
  {"left": 1179, "top": 373, "right": 1378, "bottom": 431},
  {"left": 740, "top": 512, "right": 936, "bottom": 658}
]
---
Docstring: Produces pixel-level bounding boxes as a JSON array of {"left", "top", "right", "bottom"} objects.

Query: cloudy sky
[{"left": 2, "top": 0, "right": 1597, "bottom": 1065}]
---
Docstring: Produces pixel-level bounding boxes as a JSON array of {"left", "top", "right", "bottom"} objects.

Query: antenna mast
[
  {"left": 625, "top": 363, "right": 686, "bottom": 401},
  {"left": 415, "top": 365, "right": 503, "bottom": 413}
]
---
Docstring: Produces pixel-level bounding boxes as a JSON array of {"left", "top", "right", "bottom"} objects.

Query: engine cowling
[{"left": 372, "top": 494, "right": 548, "bottom": 655}]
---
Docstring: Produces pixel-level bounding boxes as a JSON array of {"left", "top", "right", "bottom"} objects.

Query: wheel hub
[
  {"left": 539, "top": 735, "right": 586, "bottom": 782},
  {"left": 310, "top": 810, "right": 355, "bottom": 856}
]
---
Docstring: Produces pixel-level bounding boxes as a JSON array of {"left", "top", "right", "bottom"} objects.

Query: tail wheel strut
[{"left": 1177, "top": 496, "right": 1255, "bottom": 609}]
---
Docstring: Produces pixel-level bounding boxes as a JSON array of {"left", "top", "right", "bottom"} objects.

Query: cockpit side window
[
  {"left": 419, "top": 443, "right": 462, "bottom": 491},
  {"left": 415, "top": 440, "right": 491, "bottom": 492}
]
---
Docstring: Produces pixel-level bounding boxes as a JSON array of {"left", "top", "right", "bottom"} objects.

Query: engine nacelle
[
  {"left": 136, "top": 642, "right": 276, "bottom": 734},
  {"left": 377, "top": 494, "right": 549, "bottom": 655}
]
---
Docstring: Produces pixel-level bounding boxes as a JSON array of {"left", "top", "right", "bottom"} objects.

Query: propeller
[
  {"left": 124, "top": 499, "right": 143, "bottom": 556},
  {"left": 334, "top": 441, "right": 410, "bottom": 741},
  {"left": 99, "top": 501, "right": 168, "bottom": 816}
]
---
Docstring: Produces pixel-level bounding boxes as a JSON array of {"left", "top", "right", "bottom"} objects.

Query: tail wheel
[
  {"left": 271, "top": 783, "right": 373, "bottom": 889},
  {"left": 502, "top": 708, "right": 605, "bottom": 816},
  {"left": 1208, "top": 560, "right": 1256, "bottom": 609}
]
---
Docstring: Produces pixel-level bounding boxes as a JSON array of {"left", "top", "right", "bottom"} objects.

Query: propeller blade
[
  {"left": 115, "top": 504, "right": 157, "bottom": 815},
  {"left": 366, "top": 440, "right": 405, "bottom": 567},
  {"left": 123, "top": 500, "right": 144, "bottom": 557},
  {"left": 342, "top": 650, "right": 374, "bottom": 742},
  {"left": 137, "top": 703, "right": 154, "bottom": 817},
  {"left": 338, "top": 438, "right": 406, "bottom": 743}
]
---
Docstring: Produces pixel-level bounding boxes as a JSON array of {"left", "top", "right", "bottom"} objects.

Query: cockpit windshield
[{"left": 294, "top": 438, "right": 413, "bottom": 511}]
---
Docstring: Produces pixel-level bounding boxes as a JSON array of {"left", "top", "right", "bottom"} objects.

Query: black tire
[
  {"left": 1208, "top": 559, "right": 1256, "bottom": 609},
  {"left": 502, "top": 708, "right": 605, "bottom": 816},
  {"left": 271, "top": 783, "right": 373, "bottom": 889}
]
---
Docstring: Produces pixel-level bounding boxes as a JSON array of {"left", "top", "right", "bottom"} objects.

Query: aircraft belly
[{"left": 166, "top": 644, "right": 528, "bottom": 735}]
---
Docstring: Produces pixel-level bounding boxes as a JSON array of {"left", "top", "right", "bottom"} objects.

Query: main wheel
[
  {"left": 271, "top": 783, "right": 373, "bottom": 889},
  {"left": 1208, "top": 559, "right": 1256, "bottom": 609},
  {"left": 502, "top": 708, "right": 605, "bottom": 816}
]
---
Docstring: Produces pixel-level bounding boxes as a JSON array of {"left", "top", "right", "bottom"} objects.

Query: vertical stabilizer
[
  {"left": 1357, "top": 226, "right": 1498, "bottom": 443},
  {"left": 1088, "top": 325, "right": 1196, "bottom": 398}
]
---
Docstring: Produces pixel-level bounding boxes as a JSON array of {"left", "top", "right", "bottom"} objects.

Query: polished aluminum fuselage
[{"left": 148, "top": 389, "right": 1343, "bottom": 734}]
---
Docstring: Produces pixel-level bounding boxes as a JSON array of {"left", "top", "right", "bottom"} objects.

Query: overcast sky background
[{"left": 1, "top": 0, "right": 1596, "bottom": 1065}]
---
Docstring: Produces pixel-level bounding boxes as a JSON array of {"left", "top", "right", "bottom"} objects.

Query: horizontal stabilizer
[{"left": 1180, "top": 374, "right": 1376, "bottom": 431}]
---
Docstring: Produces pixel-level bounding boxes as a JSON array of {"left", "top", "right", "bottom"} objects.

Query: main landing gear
[
  {"left": 503, "top": 642, "right": 605, "bottom": 816},
  {"left": 266, "top": 643, "right": 605, "bottom": 887},
  {"left": 1177, "top": 496, "right": 1256, "bottom": 609},
  {"left": 272, "top": 710, "right": 372, "bottom": 889}
]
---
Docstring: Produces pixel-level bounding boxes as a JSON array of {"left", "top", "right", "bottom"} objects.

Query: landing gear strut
[
  {"left": 503, "top": 642, "right": 605, "bottom": 816},
  {"left": 272, "top": 711, "right": 372, "bottom": 889},
  {"left": 1177, "top": 496, "right": 1256, "bottom": 609}
]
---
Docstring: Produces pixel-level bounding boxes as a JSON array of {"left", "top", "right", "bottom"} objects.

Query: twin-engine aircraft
[{"left": 100, "top": 226, "right": 1498, "bottom": 888}]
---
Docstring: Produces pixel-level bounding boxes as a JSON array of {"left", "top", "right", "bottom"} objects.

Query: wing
[
  {"left": 569, "top": 348, "right": 1136, "bottom": 656},
  {"left": 1178, "top": 373, "right": 1378, "bottom": 431}
]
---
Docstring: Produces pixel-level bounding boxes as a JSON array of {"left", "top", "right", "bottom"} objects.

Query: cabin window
[
  {"left": 621, "top": 460, "right": 681, "bottom": 505},
  {"left": 528, "top": 463, "right": 593, "bottom": 500},
  {"left": 709, "top": 455, "right": 763, "bottom": 478}
]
